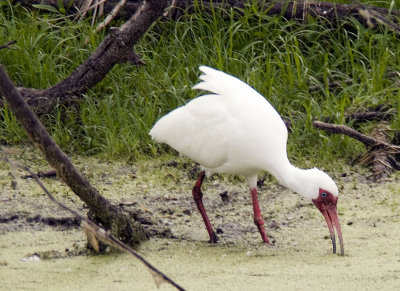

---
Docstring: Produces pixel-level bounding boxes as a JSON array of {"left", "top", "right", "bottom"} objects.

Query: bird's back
[{"left": 150, "top": 66, "right": 289, "bottom": 177}]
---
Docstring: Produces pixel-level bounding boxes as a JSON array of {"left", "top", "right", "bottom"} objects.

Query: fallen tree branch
[
  {"left": 313, "top": 120, "right": 400, "bottom": 150},
  {"left": 21, "top": 0, "right": 400, "bottom": 24},
  {"left": 319, "top": 105, "right": 396, "bottom": 125},
  {"left": 314, "top": 120, "right": 400, "bottom": 181},
  {"left": 0, "top": 151, "right": 185, "bottom": 291},
  {"left": 0, "top": 0, "right": 169, "bottom": 115},
  {"left": 0, "top": 63, "right": 147, "bottom": 245},
  {"left": 347, "top": 108, "right": 395, "bottom": 125},
  {"left": 354, "top": 0, "right": 400, "bottom": 34}
]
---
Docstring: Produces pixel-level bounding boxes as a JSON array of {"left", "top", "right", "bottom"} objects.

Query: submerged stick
[
  {"left": 21, "top": 170, "right": 57, "bottom": 179},
  {"left": 0, "top": 149, "right": 186, "bottom": 291}
]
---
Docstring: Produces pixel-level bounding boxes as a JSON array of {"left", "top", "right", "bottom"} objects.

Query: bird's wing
[
  {"left": 150, "top": 66, "right": 289, "bottom": 173},
  {"left": 192, "top": 66, "right": 266, "bottom": 104},
  {"left": 149, "top": 95, "right": 230, "bottom": 169},
  {"left": 192, "top": 65, "right": 288, "bottom": 143}
]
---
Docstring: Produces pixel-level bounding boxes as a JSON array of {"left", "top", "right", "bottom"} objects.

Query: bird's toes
[{"left": 209, "top": 232, "right": 219, "bottom": 243}]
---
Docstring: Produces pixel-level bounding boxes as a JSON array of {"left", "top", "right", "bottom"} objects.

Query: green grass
[{"left": 0, "top": 1, "right": 399, "bottom": 167}]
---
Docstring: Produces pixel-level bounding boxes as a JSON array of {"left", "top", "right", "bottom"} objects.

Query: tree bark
[
  {"left": 20, "top": 0, "right": 400, "bottom": 23},
  {"left": 0, "top": 64, "right": 147, "bottom": 245}
]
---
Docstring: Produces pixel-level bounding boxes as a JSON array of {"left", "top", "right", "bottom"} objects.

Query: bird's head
[{"left": 304, "top": 168, "right": 344, "bottom": 255}]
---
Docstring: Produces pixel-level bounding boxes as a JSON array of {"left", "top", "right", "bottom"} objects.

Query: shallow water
[{"left": 1, "top": 147, "right": 400, "bottom": 290}]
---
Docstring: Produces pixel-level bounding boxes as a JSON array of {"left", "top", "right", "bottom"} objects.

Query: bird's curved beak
[{"left": 313, "top": 197, "right": 344, "bottom": 256}]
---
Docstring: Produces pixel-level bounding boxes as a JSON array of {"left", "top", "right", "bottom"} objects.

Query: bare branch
[
  {"left": 75, "top": 0, "right": 93, "bottom": 21},
  {"left": 313, "top": 120, "right": 400, "bottom": 151},
  {"left": 314, "top": 120, "right": 400, "bottom": 181},
  {"left": 0, "top": 150, "right": 185, "bottom": 291},
  {"left": 93, "top": 0, "right": 127, "bottom": 35},
  {"left": 0, "top": 0, "right": 169, "bottom": 115}
]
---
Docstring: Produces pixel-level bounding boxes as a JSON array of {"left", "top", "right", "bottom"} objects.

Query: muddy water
[{"left": 1, "top": 147, "right": 400, "bottom": 290}]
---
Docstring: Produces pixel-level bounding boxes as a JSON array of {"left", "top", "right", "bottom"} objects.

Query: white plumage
[
  {"left": 150, "top": 66, "right": 288, "bottom": 185},
  {"left": 150, "top": 66, "right": 344, "bottom": 254},
  {"left": 150, "top": 66, "right": 335, "bottom": 197}
]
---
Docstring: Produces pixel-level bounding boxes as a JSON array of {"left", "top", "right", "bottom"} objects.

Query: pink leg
[
  {"left": 251, "top": 187, "right": 270, "bottom": 243},
  {"left": 192, "top": 171, "right": 219, "bottom": 243}
]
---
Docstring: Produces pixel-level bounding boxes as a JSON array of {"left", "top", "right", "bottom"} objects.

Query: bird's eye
[{"left": 321, "top": 192, "right": 327, "bottom": 198}]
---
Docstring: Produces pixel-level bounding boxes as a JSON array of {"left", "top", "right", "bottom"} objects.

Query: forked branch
[{"left": 0, "top": 0, "right": 169, "bottom": 114}]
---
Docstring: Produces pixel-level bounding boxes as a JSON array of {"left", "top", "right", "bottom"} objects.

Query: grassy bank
[{"left": 0, "top": 1, "right": 399, "bottom": 167}]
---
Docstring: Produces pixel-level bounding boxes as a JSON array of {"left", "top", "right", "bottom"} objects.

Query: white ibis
[{"left": 150, "top": 66, "right": 344, "bottom": 255}]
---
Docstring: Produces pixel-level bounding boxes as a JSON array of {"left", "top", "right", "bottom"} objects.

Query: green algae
[{"left": 1, "top": 146, "right": 400, "bottom": 290}]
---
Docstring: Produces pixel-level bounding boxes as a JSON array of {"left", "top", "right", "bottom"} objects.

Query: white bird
[{"left": 150, "top": 66, "right": 344, "bottom": 255}]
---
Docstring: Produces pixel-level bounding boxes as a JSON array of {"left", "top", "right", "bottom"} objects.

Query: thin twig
[
  {"left": 91, "top": 0, "right": 99, "bottom": 26},
  {"left": 0, "top": 40, "right": 17, "bottom": 50},
  {"left": 0, "top": 148, "right": 185, "bottom": 291},
  {"left": 164, "top": 0, "right": 178, "bottom": 17},
  {"left": 89, "top": 0, "right": 105, "bottom": 26},
  {"left": 75, "top": 0, "right": 93, "bottom": 21},
  {"left": 21, "top": 170, "right": 57, "bottom": 179},
  {"left": 87, "top": 0, "right": 107, "bottom": 13},
  {"left": 90, "top": 0, "right": 128, "bottom": 38}
]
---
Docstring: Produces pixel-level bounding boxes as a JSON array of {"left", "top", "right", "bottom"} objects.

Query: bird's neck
[{"left": 270, "top": 161, "right": 315, "bottom": 200}]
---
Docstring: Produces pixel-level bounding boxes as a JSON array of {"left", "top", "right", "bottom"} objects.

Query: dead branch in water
[
  {"left": 21, "top": 170, "right": 57, "bottom": 179},
  {"left": 0, "top": 150, "right": 185, "bottom": 291}
]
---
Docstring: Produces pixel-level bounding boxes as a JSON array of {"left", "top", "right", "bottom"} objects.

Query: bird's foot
[
  {"left": 262, "top": 238, "right": 271, "bottom": 244},
  {"left": 263, "top": 239, "right": 275, "bottom": 246},
  {"left": 208, "top": 232, "right": 219, "bottom": 243}
]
